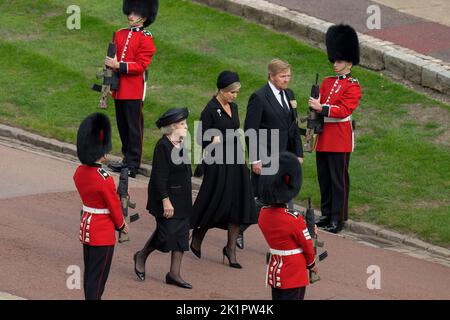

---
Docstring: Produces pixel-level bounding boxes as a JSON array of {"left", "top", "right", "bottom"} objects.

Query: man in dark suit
[{"left": 238, "top": 59, "right": 304, "bottom": 249}]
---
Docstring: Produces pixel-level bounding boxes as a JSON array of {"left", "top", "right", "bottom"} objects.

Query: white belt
[
  {"left": 324, "top": 115, "right": 351, "bottom": 123},
  {"left": 269, "top": 248, "right": 303, "bottom": 256},
  {"left": 82, "top": 205, "right": 110, "bottom": 214}
]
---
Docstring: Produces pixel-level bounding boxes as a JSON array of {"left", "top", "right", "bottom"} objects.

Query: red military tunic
[
  {"left": 73, "top": 164, "right": 125, "bottom": 246},
  {"left": 112, "top": 27, "right": 156, "bottom": 101},
  {"left": 258, "top": 206, "right": 316, "bottom": 289},
  {"left": 316, "top": 74, "right": 362, "bottom": 152}
]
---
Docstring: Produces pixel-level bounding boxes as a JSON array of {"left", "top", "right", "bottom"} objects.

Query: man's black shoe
[
  {"left": 316, "top": 216, "right": 331, "bottom": 228},
  {"left": 236, "top": 232, "right": 244, "bottom": 250},
  {"left": 108, "top": 160, "right": 126, "bottom": 173},
  {"left": 323, "top": 222, "right": 343, "bottom": 234}
]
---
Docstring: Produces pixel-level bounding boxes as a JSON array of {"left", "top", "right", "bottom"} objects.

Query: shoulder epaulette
[
  {"left": 143, "top": 30, "right": 153, "bottom": 37},
  {"left": 285, "top": 209, "right": 300, "bottom": 219},
  {"left": 97, "top": 168, "right": 110, "bottom": 180},
  {"left": 349, "top": 78, "right": 359, "bottom": 83}
]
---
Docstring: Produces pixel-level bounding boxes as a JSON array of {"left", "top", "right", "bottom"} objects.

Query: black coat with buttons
[{"left": 146, "top": 135, "right": 193, "bottom": 219}]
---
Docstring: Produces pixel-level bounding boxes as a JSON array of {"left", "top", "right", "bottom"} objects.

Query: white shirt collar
[
  {"left": 268, "top": 81, "right": 281, "bottom": 96},
  {"left": 268, "top": 81, "right": 289, "bottom": 108}
]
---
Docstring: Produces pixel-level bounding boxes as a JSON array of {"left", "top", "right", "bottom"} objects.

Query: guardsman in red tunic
[
  {"left": 258, "top": 152, "right": 317, "bottom": 300},
  {"left": 73, "top": 113, "right": 128, "bottom": 300},
  {"left": 308, "top": 24, "right": 362, "bottom": 233},
  {"left": 106, "top": 0, "right": 158, "bottom": 178}
]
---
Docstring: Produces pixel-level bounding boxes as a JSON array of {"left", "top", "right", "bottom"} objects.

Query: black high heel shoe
[
  {"left": 190, "top": 230, "right": 202, "bottom": 259},
  {"left": 222, "top": 246, "right": 242, "bottom": 269},
  {"left": 133, "top": 251, "right": 145, "bottom": 281},
  {"left": 190, "top": 242, "right": 201, "bottom": 259},
  {"left": 165, "top": 273, "right": 193, "bottom": 289}
]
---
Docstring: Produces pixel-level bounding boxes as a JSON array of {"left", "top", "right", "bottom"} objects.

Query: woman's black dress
[
  {"left": 147, "top": 136, "right": 192, "bottom": 252},
  {"left": 191, "top": 97, "right": 256, "bottom": 229}
]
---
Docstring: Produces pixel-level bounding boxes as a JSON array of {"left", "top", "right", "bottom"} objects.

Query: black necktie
[{"left": 279, "top": 90, "right": 290, "bottom": 115}]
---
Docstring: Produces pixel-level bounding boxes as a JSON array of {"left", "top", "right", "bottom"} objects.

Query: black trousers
[
  {"left": 316, "top": 152, "right": 351, "bottom": 224},
  {"left": 272, "top": 286, "right": 306, "bottom": 300},
  {"left": 114, "top": 99, "right": 144, "bottom": 169},
  {"left": 83, "top": 244, "right": 114, "bottom": 300}
]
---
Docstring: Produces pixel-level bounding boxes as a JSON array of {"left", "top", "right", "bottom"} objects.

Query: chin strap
[{"left": 130, "top": 16, "right": 145, "bottom": 26}]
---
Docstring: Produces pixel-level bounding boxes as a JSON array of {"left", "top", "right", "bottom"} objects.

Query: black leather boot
[
  {"left": 316, "top": 216, "right": 331, "bottom": 228},
  {"left": 323, "top": 221, "right": 343, "bottom": 234}
]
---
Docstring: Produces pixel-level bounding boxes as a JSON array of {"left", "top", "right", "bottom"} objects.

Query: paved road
[
  {"left": 0, "top": 140, "right": 449, "bottom": 300},
  {"left": 268, "top": 0, "right": 450, "bottom": 63}
]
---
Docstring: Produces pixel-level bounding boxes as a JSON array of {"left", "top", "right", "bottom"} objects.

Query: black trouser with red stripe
[
  {"left": 114, "top": 99, "right": 144, "bottom": 169},
  {"left": 316, "top": 152, "right": 351, "bottom": 224},
  {"left": 272, "top": 286, "right": 306, "bottom": 300},
  {"left": 83, "top": 245, "right": 114, "bottom": 300}
]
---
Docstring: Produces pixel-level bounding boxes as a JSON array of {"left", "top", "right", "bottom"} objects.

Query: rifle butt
[
  {"left": 303, "top": 132, "right": 318, "bottom": 153},
  {"left": 98, "top": 100, "right": 108, "bottom": 109}
]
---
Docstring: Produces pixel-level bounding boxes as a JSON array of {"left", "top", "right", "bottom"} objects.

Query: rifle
[
  {"left": 304, "top": 197, "right": 328, "bottom": 283},
  {"left": 92, "top": 32, "right": 119, "bottom": 109},
  {"left": 117, "top": 167, "right": 140, "bottom": 243},
  {"left": 301, "top": 74, "right": 323, "bottom": 152}
]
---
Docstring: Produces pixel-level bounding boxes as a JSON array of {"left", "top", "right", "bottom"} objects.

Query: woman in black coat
[
  {"left": 190, "top": 71, "right": 257, "bottom": 268},
  {"left": 134, "top": 108, "right": 193, "bottom": 289}
]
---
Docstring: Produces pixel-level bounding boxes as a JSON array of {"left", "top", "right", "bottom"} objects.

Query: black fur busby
[
  {"left": 326, "top": 24, "right": 360, "bottom": 65},
  {"left": 259, "top": 152, "right": 303, "bottom": 205},
  {"left": 76, "top": 113, "right": 112, "bottom": 165},
  {"left": 123, "top": 0, "right": 159, "bottom": 27}
]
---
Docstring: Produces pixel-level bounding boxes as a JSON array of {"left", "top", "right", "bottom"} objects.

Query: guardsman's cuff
[
  {"left": 117, "top": 222, "right": 126, "bottom": 231},
  {"left": 119, "top": 62, "right": 128, "bottom": 74},
  {"left": 320, "top": 105, "right": 330, "bottom": 116},
  {"left": 306, "top": 260, "right": 316, "bottom": 270}
]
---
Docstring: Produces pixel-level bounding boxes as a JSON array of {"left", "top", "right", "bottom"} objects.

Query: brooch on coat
[{"left": 217, "top": 109, "right": 222, "bottom": 117}]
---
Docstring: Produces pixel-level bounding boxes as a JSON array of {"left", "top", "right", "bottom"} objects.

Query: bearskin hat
[
  {"left": 76, "top": 113, "right": 112, "bottom": 165},
  {"left": 259, "top": 152, "right": 303, "bottom": 205},
  {"left": 326, "top": 24, "right": 360, "bottom": 65},
  {"left": 123, "top": 0, "right": 159, "bottom": 27}
]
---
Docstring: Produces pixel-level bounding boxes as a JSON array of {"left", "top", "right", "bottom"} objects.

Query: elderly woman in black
[
  {"left": 133, "top": 108, "right": 193, "bottom": 289},
  {"left": 190, "top": 71, "right": 257, "bottom": 268}
]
